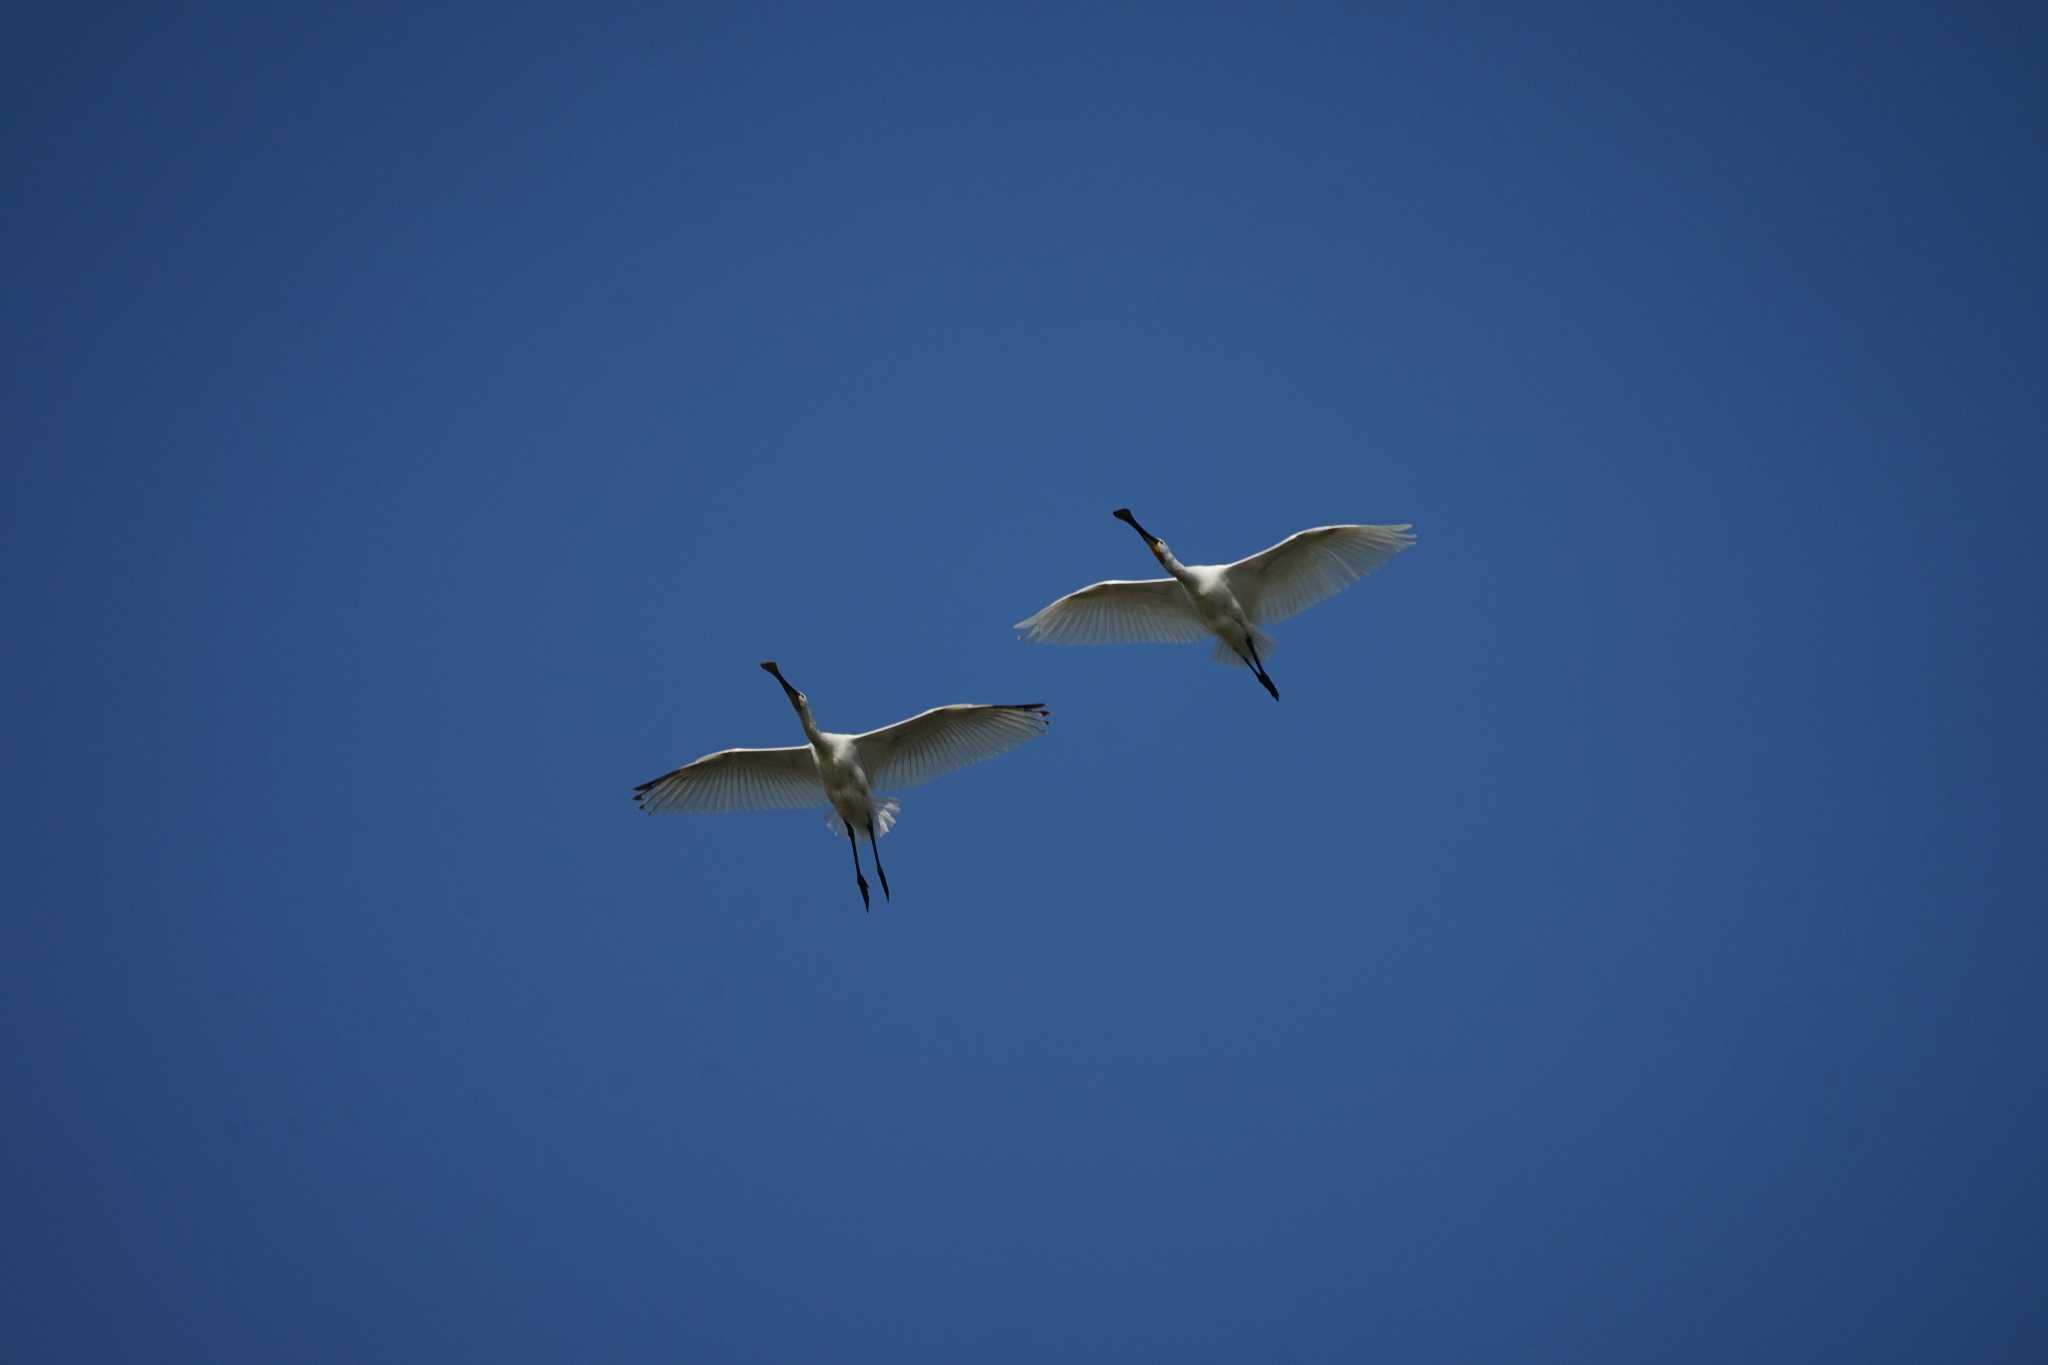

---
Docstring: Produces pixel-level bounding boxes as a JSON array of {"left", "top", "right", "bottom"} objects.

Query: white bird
[
  {"left": 1014, "top": 508, "right": 1415, "bottom": 699},
  {"left": 633, "top": 662, "right": 1051, "bottom": 910}
]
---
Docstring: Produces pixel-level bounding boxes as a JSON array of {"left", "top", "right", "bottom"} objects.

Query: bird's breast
[
  {"left": 813, "top": 737, "right": 868, "bottom": 796},
  {"left": 1190, "top": 579, "right": 1245, "bottom": 629}
]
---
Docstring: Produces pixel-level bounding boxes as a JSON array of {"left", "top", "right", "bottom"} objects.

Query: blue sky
[{"left": 5, "top": 3, "right": 2044, "bottom": 1360}]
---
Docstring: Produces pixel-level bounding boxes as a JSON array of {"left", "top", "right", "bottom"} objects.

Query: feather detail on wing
[
  {"left": 853, "top": 704, "right": 1052, "bottom": 790},
  {"left": 632, "top": 745, "right": 824, "bottom": 814},
  {"left": 1012, "top": 579, "right": 1208, "bottom": 646},
  {"left": 1223, "top": 524, "right": 1415, "bottom": 625}
]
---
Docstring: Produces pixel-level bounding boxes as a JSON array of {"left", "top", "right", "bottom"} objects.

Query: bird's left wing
[
  {"left": 633, "top": 745, "right": 823, "bottom": 814},
  {"left": 1222, "top": 524, "right": 1415, "bottom": 625},
  {"left": 853, "top": 704, "right": 1051, "bottom": 791},
  {"left": 1013, "top": 578, "right": 1209, "bottom": 646}
]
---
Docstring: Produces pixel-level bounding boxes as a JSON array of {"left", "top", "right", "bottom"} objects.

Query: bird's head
[
  {"left": 1112, "top": 506, "right": 1163, "bottom": 554},
  {"left": 760, "top": 660, "right": 806, "bottom": 706}
]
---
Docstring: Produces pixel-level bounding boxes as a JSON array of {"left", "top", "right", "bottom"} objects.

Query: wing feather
[
  {"left": 1223, "top": 524, "right": 1415, "bottom": 625},
  {"left": 854, "top": 704, "right": 1051, "bottom": 790},
  {"left": 1012, "top": 579, "right": 1207, "bottom": 646},
  {"left": 632, "top": 745, "right": 823, "bottom": 814}
]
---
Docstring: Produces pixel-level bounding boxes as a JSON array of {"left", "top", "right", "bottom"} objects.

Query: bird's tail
[
  {"left": 1210, "top": 627, "right": 1276, "bottom": 667},
  {"left": 826, "top": 798, "right": 900, "bottom": 839}
]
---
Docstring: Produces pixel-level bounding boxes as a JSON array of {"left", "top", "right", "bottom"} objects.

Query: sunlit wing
[
  {"left": 854, "top": 704, "right": 1051, "bottom": 790},
  {"left": 632, "top": 745, "right": 823, "bottom": 814},
  {"left": 1222, "top": 524, "right": 1415, "bottom": 625},
  {"left": 1012, "top": 578, "right": 1208, "bottom": 646}
]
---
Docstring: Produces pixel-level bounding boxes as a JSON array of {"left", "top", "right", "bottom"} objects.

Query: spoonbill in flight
[
  {"left": 633, "top": 663, "right": 1050, "bottom": 910},
  {"left": 1015, "top": 509, "right": 1415, "bottom": 699}
]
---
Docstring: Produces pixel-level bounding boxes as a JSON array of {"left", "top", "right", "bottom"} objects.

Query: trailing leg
[
  {"left": 846, "top": 825, "right": 870, "bottom": 911},
  {"left": 1236, "top": 642, "right": 1281, "bottom": 701},
  {"left": 1245, "top": 635, "right": 1280, "bottom": 700},
  {"left": 868, "top": 818, "right": 891, "bottom": 902}
]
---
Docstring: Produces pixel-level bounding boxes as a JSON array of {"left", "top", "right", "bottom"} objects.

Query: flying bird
[
  {"left": 633, "top": 662, "right": 1051, "bottom": 910},
  {"left": 1014, "top": 509, "right": 1415, "bottom": 699}
]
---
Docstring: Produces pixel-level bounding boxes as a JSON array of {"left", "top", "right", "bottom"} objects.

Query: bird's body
[
  {"left": 1176, "top": 562, "right": 1257, "bottom": 655},
  {"left": 1015, "top": 508, "right": 1414, "bottom": 698},
  {"left": 634, "top": 663, "right": 1049, "bottom": 909},
  {"left": 807, "top": 729, "right": 892, "bottom": 841}
]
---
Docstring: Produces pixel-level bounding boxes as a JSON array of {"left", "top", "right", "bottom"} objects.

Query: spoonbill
[
  {"left": 633, "top": 662, "right": 1051, "bottom": 910},
  {"left": 1014, "top": 509, "right": 1415, "bottom": 699}
]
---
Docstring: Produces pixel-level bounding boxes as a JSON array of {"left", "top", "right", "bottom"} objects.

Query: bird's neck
[{"left": 792, "top": 703, "right": 824, "bottom": 747}]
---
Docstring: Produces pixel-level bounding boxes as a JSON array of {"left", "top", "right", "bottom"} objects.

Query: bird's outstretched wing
[
  {"left": 1012, "top": 579, "right": 1208, "bottom": 646},
  {"left": 854, "top": 704, "right": 1051, "bottom": 790},
  {"left": 633, "top": 745, "right": 823, "bottom": 814},
  {"left": 1222, "top": 524, "right": 1415, "bottom": 625}
]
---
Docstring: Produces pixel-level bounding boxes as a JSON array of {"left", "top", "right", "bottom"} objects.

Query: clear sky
[{"left": 5, "top": 3, "right": 2044, "bottom": 1360}]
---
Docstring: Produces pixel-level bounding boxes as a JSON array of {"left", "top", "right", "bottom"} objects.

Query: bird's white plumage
[
  {"left": 1223, "top": 524, "right": 1415, "bottom": 624},
  {"left": 635, "top": 667, "right": 1050, "bottom": 909},
  {"left": 855, "top": 704, "right": 1053, "bottom": 789},
  {"left": 633, "top": 745, "right": 824, "bottom": 814},
  {"left": 826, "top": 797, "right": 898, "bottom": 839},
  {"left": 1011, "top": 578, "right": 1208, "bottom": 646},
  {"left": 1014, "top": 516, "right": 1413, "bottom": 699},
  {"left": 635, "top": 705, "right": 1050, "bottom": 826}
]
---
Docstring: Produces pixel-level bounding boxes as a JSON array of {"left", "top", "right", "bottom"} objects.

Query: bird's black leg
[
  {"left": 1234, "top": 643, "right": 1281, "bottom": 701},
  {"left": 1245, "top": 635, "right": 1280, "bottom": 700},
  {"left": 868, "top": 818, "right": 891, "bottom": 901},
  {"left": 846, "top": 824, "right": 871, "bottom": 911}
]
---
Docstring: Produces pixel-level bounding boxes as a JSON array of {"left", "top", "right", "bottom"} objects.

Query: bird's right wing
[
  {"left": 1012, "top": 578, "right": 1208, "bottom": 646},
  {"left": 853, "top": 704, "right": 1051, "bottom": 790},
  {"left": 633, "top": 745, "right": 824, "bottom": 814},
  {"left": 1222, "top": 524, "right": 1415, "bottom": 625}
]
